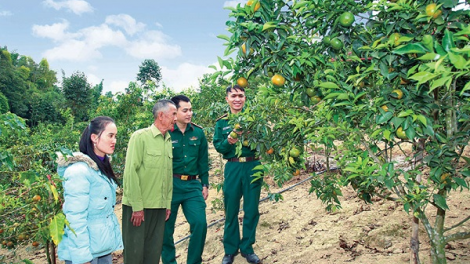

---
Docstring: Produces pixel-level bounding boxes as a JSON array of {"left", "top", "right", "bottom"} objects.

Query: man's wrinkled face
[{"left": 161, "top": 104, "right": 177, "bottom": 130}]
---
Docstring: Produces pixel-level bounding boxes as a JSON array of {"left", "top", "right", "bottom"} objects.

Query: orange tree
[{"left": 211, "top": 0, "right": 470, "bottom": 263}]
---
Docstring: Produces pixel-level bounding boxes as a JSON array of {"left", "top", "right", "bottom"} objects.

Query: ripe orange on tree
[
  {"left": 241, "top": 43, "right": 253, "bottom": 55},
  {"left": 266, "top": 148, "right": 274, "bottom": 155},
  {"left": 426, "top": 3, "right": 442, "bottom": 19},
  {"left": 247, "top": 0, "right": 260, "bottom": 12},
  {"left": 293, "top": 169, "right": 300, "bottom": 176},
  {"left": 330, "top": 38, "right": 343, "bottom": 50},
  {"left": 396, "top": 127, "right": 407, "bottom": 140},
  {"left": 271, "top": 74, "right": 285, "bottom": 87},
  {"left": 391, "top": 89, "right": 404, "bottom": 99},
  {"left": 237, "top": 77, "right": 248, "bottom": 88},
  {"left": 339, "top": 12, "right": 355, "bottom": 27},
  {"left": 32, "top": 194, "right": 41, "bottom": 202},
  {"left": 32, "top": 241, "right": 40, "bottom": 247}
]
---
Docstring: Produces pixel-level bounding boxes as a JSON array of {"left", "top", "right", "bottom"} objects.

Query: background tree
[
  {"left": 0, "top": 48, "right": 29, "bottom": 117},
  {"left": 61, "top": 71, "right": 92, "bottom": 122}
]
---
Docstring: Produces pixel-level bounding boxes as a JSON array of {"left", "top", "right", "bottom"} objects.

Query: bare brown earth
[{"left": 2, "top": 143, "right": 470, "bottom": 264}]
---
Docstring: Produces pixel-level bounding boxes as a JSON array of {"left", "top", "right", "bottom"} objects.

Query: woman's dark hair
[{"left": 79, "top": 116, "right": 119, "bottom": 185}]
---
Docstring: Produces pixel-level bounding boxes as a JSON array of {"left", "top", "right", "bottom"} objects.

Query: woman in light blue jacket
[{"left": 57, "top": 116, "right": 123, "bottom": 264}]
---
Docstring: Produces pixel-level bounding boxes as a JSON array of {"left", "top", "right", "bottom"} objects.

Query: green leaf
[
  {"left": 448, "top": 52, "right": 466, "bottom": 69},
  {"left": 430, "top": 75, "right": 452, "bottom": 92},
  {"left": 409, "top": 71, "right": 437, "bottom": 84},
  {"left": 217, "top": 35, "right": 230, "bottom": 41},
  {"left": 417, "top": 115, "right": 427, "bottom": 126},
  {"left": 433, "top": 194, "right": 449, "bottom": 210},
  {"left": 460, "top": 81, "right": 470, "bottom": 96},
  {"left": 262, "top": 22, "right": 278, "bottom": 31},
  {"left": 393, "top": 43, "right": 427, "bottom": 55},
  {"left": 442, "top": 29, "right": 456, "bottom": 52},
  {"left": 397, "top": 110, "right": 413, "bottom": 118},
  {"left": 383, "top": 129, "right": 391, "bottom": 141},
  {"left": 318, "top": 82, "right": 339, "bottom": 89},
  {"left": 376, "top": 112, "right": 393, "bottom": 125},
  {"left": 418, "top": 53, "right": 440, "bottom": 61},
  {"left": 454, "top": 177, "right": 468, "bottom": 188},
  {"left": 21, "top": 260, "right": 34, "bottom": 264},
  {"left": 49, "top": 213, "right": 67, "bottom": 245}
]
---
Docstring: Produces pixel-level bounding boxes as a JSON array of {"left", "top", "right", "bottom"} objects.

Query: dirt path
[{"left": 2, "top": 144, "right": 470, "bottom": 263}]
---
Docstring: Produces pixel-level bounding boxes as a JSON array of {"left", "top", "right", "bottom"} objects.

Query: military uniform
[
  {"left": 213, "top": 113, "right": 262, "bottom": 257},
  {"left": 162, "top": 123, "right": 209, "bottom": 264}
]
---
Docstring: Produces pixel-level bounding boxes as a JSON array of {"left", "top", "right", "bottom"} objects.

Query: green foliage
[
  {"left": 137, "top": 59, "right": 162, "bottom": 92},
  {"left": 212, "top": 1, "right": 470, "bottom": 263},
  {"left": 61, "top": 71, "right": 92, "bottom": 122},
  {"left": 0, "top": 92, "right": 9, "bottom": 114}
]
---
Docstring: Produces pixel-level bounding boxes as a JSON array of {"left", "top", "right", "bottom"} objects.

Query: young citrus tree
[{"left": 212, "top": 0, "right": 470, "bottom": 263}]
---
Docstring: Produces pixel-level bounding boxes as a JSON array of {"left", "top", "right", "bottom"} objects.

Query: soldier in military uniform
[
  {"left": 213, "top": 85, "right": 262, "bottom": 264},
  {"left": 162, "top": 95, "right": 210, "bottom": 264}
]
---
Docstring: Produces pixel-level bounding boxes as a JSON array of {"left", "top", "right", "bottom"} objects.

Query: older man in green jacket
[{"left": 122, "top": 99, "right": 177, "bottom": 264}]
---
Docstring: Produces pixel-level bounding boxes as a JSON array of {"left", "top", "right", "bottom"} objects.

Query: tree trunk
[{"left": 410, "top": 216, "right": 421, "bottom": 264}]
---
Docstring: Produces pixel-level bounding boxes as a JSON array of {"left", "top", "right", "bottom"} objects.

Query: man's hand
[
  {"left": 227, "top": 134, "right": 238, "bottom": 145},
  {"left": 131, "top": 210, "right": 144, "bottom": 227},
  {"left": 202, "top": 186, "right": 209, "bottom": 200},
  {"left": 165, "top": 209, "right": 171, "bottom": 221}
]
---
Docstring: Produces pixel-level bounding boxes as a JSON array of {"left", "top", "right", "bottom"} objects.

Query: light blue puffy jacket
[{"left": 57, "top": 152, "right": 123, "bottom": 264}]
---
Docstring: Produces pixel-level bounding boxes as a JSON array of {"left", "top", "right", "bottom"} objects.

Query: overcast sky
[{"left": 0, "top": 0, "right": 244, "bottom": 93}]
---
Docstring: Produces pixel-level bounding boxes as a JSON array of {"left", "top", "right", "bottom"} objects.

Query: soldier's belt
[
  {"left": 173, "top": 174, "right": 198, "bottom": 180},
  {"left": 226, "top": 157, "right": 259, "bottom": 163}
]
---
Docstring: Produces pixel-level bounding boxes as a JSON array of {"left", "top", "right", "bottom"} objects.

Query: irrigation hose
[{"left": 174, "top": 167, "right": 339, "bottom": 245}]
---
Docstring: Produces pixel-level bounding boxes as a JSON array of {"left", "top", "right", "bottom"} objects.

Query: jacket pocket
[
  {"left": 144, "top": 150, "right": 161, "bottom": 168},
  {"left": 88, "top": 221, "right": 113, "bottom": 256}
]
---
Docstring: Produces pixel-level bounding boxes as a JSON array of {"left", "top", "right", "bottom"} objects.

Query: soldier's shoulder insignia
[
  {"left": 216, "top": 113, "right": 228, "bottom": 122},
  {"left": 191, "top": 122, "right": 203, "bottom": 129}
]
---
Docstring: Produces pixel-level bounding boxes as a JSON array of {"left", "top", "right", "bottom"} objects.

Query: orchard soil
[{"left": 2, "top": 143, "right": 470, "bottom": 264}]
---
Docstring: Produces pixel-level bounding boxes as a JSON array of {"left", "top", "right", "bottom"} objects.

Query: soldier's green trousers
[
  {"left": 223, "top": 160, "right": 262, "bottom": 255},
  {"left": 162, "top": 178, "right": 207, "bottom": 264}
]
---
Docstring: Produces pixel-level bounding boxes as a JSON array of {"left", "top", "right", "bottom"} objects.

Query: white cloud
[
  {"left": 42, "top": 39, "right": 102, "bottom": 61},
  {"left": 161, "top": 63, "right": 214, "bottom": 92},
  {"left": 125, "top": 31, "right": 182, "bottom": 60},
  {"left": 105, "top": 14, "right": 146, "bottom": 36},
  {"left": 32, "top": 20, "right": 72, "bottom": 41},
  {"left": 223, "top": 1, "right": 244, "bottom": 8},
  {"left": 35, "top": 15, "right": 181, "bottom": 62},
  {"left": 106, "top": 80, "right": 130, "bottom": 94},
  {"left": 43, "top": 0, "right": 93, "bottom": 15},
  {"left": 0, "top": 10, "right": 12, "bottom": 16},
  {"left": 86, "top": 73, "right": 102, "bottom": 86},
  {"left": 79, "top": 24, "right": 127, "bottom": 47}
]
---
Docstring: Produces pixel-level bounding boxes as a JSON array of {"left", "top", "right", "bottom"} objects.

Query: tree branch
[
  {"left": 445, "top": 231, "right": 470, "bottom": 243},
  {"left": 444, "top": 215, "right": 470, "bottom": 233}
]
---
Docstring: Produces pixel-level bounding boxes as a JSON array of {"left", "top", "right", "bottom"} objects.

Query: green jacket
[
  {"left": 213, "top": 113, "right": 256, "bottom": 159},
  {"left": 122, "top": 124, "right": 173, "bottom": 211},
  {"left": 169, "top": 123, "right": 209, "bottom": 185}
]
